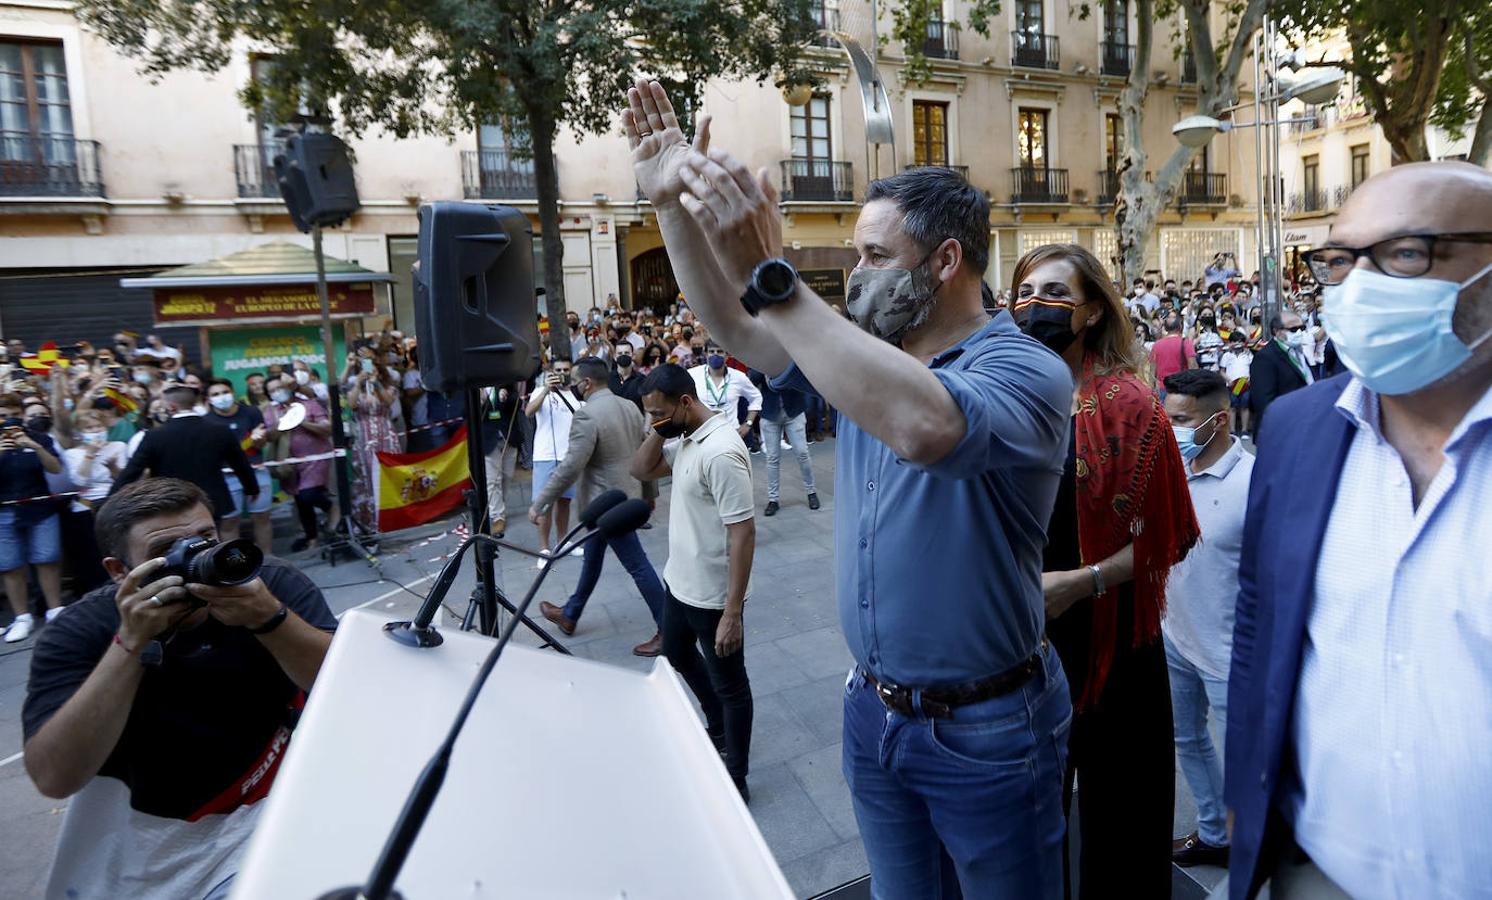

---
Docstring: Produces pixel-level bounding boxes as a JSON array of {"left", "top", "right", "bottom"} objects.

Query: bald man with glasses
[{"left": 1227, "top": 162, "right": 1492, "bottom": 899}]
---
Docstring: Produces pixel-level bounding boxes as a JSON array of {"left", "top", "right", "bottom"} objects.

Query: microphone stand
[{"left": 324, "top": 525, "right": 611, "bottom": 900}]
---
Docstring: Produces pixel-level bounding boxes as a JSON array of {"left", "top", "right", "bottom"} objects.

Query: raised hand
[
  {"left": 677, "top": 147, "right": 784, "bottom": 290},
  {"left": 624, "top": 79, "right": 711, "bottom": 209}
]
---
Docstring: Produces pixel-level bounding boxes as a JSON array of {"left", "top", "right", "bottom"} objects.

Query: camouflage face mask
[{"left": 846, "top": 249, "right": 941, "bottom": 343}]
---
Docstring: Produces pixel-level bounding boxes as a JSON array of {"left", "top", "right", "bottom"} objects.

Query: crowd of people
[{"left": 6, "top": 78, "right": 1490, "bottom": 900}]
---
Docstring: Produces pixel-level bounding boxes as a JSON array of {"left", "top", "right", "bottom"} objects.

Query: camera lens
[{"left": 190, "top": 539, "right": 263, "bottom": 586}]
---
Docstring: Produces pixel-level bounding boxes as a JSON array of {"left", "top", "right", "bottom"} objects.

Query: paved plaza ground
[{"left": 0, "top": 437, "right": 1227, "bottom": 897}]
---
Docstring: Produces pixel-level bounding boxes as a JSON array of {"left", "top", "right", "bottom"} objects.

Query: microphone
[
  {"left": 390, "top": 490, "right": 629, "bottom": 645},
  {"left": 328, "top": 496, "right": 653, "bottom": 900}
]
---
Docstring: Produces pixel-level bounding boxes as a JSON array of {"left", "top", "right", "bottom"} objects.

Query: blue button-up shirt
[
  {"left": 1286, "top": 378, "right": 1492, "bottom": 899},
  {"left": 772, "top": 311, "right": 1072, "bottom": 687}
]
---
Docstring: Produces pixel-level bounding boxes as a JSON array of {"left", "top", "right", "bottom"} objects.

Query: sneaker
[
  {"left": 4, "top": 613, "right": 34, "bottom": 643},
  {"left": 764, "top": 501, "right": 780, "bottom": 517},
  {"left": 807, "top": 493, "right": 821, "bottom": 511},
  {"left": 573, "top": 546, "right": 584, "bottom": 558},
  {"left": 536, "top": 548, "right": 551, "bottom": 570},
  {"left": 45, "top": 606, "right": 63, "bottom": 623}
]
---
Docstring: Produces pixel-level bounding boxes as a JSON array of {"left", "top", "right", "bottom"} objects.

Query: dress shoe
[
  {"left": 632, "top": 632, "right": 662, "bottom": 657},
  {"left": 733, "top": 776, "right": 750, "bottom": 805},
  {"left": 1172, "top": 830, "right": 1229, "bottom": 868},
  {"left": 764, "top": 501, "right": 779, "bottom": 517},
  {"left": 539, "top": 600, "right": 576, "bottom": 636},
  {"left": 807, "top": 492, "right": 821, "bottom": 510}
]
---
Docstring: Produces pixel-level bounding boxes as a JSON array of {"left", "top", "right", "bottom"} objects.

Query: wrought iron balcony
[
  {"left": 924, "top": 20, "right": 959, "bottom": 60},
  {"left": 461, "top": 148, "right": 538, "bottom": 200},
  {"left": 1012, "top": 31, "right": 1059, "bottom": 70},
  {"left": 233, "top": 144, "right": 281, "bottom": 199},
  {"left": 1101, "top": 41, "right": 1134, "bottom": 77},
  {"left": 1182, "top": 51, "right": 1197, "bottom": 84},
  {"left": 0, "top": 133, "right": 104, "bottom": 197},
  {"left": 1097, "top": 169, "right": 1120, "bottom": 205},
  {"left": 904, "top": 163, "right": 969, "bottom": 181},
  {"left": 1178, "top": 171, "right": 1228, "bottom": 206},
  {"left": 1286, "top": 184, "right": 1350, "bottom": 215},
  {"left": 779, "top": 159, "right": 854, "bottom": 202},
  {"left": 1010, "top": 167, "right": 1069, "bottom": 204},
  {"left": 810, "top": 2, "right": 840, "bottom": 48}
]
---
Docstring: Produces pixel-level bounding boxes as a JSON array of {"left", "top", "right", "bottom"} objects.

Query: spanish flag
[
  {"left": 376, "top": 424, "right": 471, "bottom": 532},
  {"left": 102, "top": 385, "right": 138, "bottom": 413},
  {"left": 19, "top": 341, "right": 69, "bottom": 373}
]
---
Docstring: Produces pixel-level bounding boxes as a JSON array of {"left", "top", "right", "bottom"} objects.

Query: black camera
[{"left": 161, "top": 537, "right": 263, "bottom": 587}]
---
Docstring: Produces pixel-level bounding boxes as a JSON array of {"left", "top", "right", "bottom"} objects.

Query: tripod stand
[{"left": 456, "top": 386, "right": 571, "bottom": 654}]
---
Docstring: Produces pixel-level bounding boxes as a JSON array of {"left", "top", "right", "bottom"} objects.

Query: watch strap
[{"left": 249, "top": 601, "right": 290, "bottom": 635}]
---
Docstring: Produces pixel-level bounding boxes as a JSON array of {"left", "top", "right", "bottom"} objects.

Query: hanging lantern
[{"left": 781, "top": 82, "right": 813, "bottom": 106}]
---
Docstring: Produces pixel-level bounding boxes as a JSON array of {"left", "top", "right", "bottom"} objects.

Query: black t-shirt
[
  {"left": 206, "top": 404, "right": 265, "bottom": 463},
  {"left": 22, "top": 559, "right": 337, "bottom": 819},
  {"left": 0, "top": 428, "right": 61, "bottom": 521}
]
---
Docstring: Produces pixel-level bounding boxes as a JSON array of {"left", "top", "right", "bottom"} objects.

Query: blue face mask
[
  {"left": 1172, "top": 415, "right": 1220, "bottom": 463},
  {"left": 1322, "top": 262, "right": 1492, "bottom": 396},
  {"left": 706, "top": 353, "right": 726, "bottom": 370}
]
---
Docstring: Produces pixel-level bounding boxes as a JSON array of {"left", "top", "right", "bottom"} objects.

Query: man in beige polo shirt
[{"left": 631, "top": 364, "right": 757, "bottom": 802}]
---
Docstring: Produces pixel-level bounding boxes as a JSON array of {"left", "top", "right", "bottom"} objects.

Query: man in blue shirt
[{"left": 624, "top": 82, "right": 1073, "bottom": 897}]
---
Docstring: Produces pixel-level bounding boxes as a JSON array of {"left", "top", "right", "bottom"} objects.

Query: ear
[
  {"left": 934, "top": 238, "right": 962, "bottom": 284},
  {"left": 103, "top": 557, "right": 129, "bottom": 584}
]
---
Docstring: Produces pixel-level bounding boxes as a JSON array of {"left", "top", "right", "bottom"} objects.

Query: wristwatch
[{"left": 739, "top": 258, "right": 800, "bottom": 317}]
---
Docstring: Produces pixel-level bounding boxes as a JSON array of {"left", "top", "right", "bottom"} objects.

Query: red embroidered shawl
[{"left": 1071, "top": 356, "right": 1200, "bottom": 709}]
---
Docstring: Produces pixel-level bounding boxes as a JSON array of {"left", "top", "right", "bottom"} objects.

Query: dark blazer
[
  {"left": 1248, "top": 340, "right": 1308, "bottom": 439},
  {"left": 113, "top": 415, "right": 257, "bottom": 517},
  {"left": 1225, "top": 373, "right": 1355, "bottom": 899}
]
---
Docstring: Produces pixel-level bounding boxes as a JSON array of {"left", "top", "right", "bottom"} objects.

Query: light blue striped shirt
[{"left": 1287, "top": 377, "right": 1492, "bottom": 899}]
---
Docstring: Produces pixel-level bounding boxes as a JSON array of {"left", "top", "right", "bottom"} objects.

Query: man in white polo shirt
[{"left": 631, "top": 364, "right": 757, "bottom": 801}]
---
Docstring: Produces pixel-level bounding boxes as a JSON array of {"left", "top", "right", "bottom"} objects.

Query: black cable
[{"left": 0, "top": 644, "right": 33, "bottom": 659}]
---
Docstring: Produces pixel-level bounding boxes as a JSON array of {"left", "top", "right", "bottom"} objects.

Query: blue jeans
[
  {"left": 761, "top": 414, "right": 815, "bottom": 502},
  {"left": 1164, "top": 636, "right": 1229, "bottom": 846},
  {"left": 843, "top": 641, "right": 1071, "bottom": 899},
  {"left": 561, "top": 529, "right": 665, "bottom": 627}
]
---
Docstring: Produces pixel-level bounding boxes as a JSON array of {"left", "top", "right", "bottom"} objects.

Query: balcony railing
[
  {"left": 904, "top": 163, "right": 969, "bottom": 181},
  {"left": 1286, "top": 184, "right": 1351, "bottom": 215},
  {"left": 779, "top": 159, "right": 854, "bottom": 202},
  {"left": 233, "top": 144, "right": 282, "bottom": 199},
  {"left": 461, "top": 148, "right": 538, "bottom": 200},
  {"left": 1012, "top": 31, "right": 1059, "bottom": 70},
  {"left": 810, "top": 3, "right": 840, "bottom": 48},
  {"left": 1178, "top": 171, "right": 1228, "bottom": 206},
  {"left": 924, "top": 20, "right": 959, "bottom": 60},
  {"left": 1010, "top": 167, "right": 1069, "bottom": 204},
  {"left": 1182, "top": 51, "right": 1197, "bottom": 84},
  {"left": 0, "top": 133, "right": 104, "bottom": 197},
  {"left": 1101, "top": 41, "right": 1134, "bottom": 77},
  {"left": 1097, "top": 169, "right": 1120, "bottom": 205}
]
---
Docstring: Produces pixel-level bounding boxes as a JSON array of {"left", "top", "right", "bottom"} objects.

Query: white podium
[{"left": 231, "top": 609, "right": 793, "bottom": 899}]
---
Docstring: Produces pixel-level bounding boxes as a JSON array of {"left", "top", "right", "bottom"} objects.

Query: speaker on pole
[
  {"left": 414, "top": 201, "right": 542, "bottom": 393},
  {"left": 273, "top": 132, "right": 361, "bottom": 233}
]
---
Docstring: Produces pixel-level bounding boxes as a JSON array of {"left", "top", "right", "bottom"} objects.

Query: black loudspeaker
[
  {"left": 273, "top": 132, "right": 361, "bottom": 233},
  {"left": 414, "top": 201, "right": 542, "bottom": 392}
]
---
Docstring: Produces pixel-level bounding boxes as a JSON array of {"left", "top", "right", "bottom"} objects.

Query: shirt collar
[
  {"left": 171, "top": 411, "right": 200, "bottom": 419},
  {"left": 929, "top": 311, "right": 1012, "bottom": 369},
  {"left": 685, "top": 411, "right": 730, "bottom": 443},
  {"left": 1337, "top": 376, "right": 1492, "bottom": 451},
  {"left": 1191, "top": 435, "right": 1244, "bottom": 480}
]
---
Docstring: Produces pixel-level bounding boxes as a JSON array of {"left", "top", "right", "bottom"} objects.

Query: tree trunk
[
  {"left": 1383, "top": 120, "right": 1433, "bottom": 164},
  {"left": 528, "top": 108, "right": 571, "bottom": 361},
  {"left": 1114, "top": 0, "right": 1155, "bottom": 284},
  {"left": 1470, "top": 101, "right": 1492, "bottom": 167}
]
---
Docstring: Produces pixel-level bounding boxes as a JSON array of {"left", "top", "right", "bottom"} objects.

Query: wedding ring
[{"left": 147, "top": 595, "right": 163, "bottom": 607}]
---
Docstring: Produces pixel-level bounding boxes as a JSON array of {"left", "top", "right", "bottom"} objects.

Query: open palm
[{"left": 624, "top": 79, "right": 710, "bottom": 207}]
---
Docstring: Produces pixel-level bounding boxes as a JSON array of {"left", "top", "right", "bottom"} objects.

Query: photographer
[
  {"left": 22, "top": 477, "right": 335, "bottom": 899},
  {"left": 1, "top": 392, "right": 66, "bottom": 643}
]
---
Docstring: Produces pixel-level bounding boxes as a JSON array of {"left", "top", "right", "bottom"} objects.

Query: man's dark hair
[
  {"left": 1133, "top": 277, "right": 1146, "bottom": 286},
  {"left": 206, "top": 378, "right": 234, "bottom": 393},
  {"left": 1164, "top": 369, "right": 1231, "bottom": 411},
  {"left": 1268, "top": 315, "right": 1287, "bottom": 334},
  {"left": 95, "top": 477, "right": 213, "bottom": 561},
  {"left": 572, "top": 356, "right": 609, "bottom": 385},
  {"left": 865, "top": 167, "right": 990, "bottom": 274},
  {"left": 1163, "top": 315, "right": 1183, "bottom": 334},
  {"left": 162, "top": 384, "right": 198, "bottom": 405},
  {"left": 639, "top": 363, "right": 698, "bottom": 401},
  {"left": 91, "top": 396, "right": 116, "bottom": 412}
]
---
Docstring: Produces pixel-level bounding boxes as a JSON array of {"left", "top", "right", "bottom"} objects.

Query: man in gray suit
[{"left": 531, "top": 357, "right": 668, "bottom": 656}]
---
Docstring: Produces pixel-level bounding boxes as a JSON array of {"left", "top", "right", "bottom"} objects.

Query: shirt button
[
  {"left": 859, "top": 538, "right": 868, "bottom": 549},
  {"left": 867, "top": 481, "right": 876, "bottom": 492},
  {"left": 1259, "top": 770, "right": 1268, "bottom": 788},
  {"left": 860, "top": 599, "right": 869, "bottom": 608}
]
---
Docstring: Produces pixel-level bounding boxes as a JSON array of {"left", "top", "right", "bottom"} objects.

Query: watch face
[{"left": 758, "top": 260, "right": 796, "bottom": 298}]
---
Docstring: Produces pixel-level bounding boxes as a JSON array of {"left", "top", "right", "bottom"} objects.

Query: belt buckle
[{"left": 875, "top": 681, "right": 909, "bottom": 715}]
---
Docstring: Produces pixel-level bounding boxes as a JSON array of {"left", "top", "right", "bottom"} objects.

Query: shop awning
[{"left": 119, "top": 241, "right": 393, "bottom": 289}]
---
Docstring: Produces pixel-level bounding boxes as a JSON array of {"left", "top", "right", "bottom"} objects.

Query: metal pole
[
  {"left": 1253, "top": 30, "right": 1267, "bottom": 317},
  {"left": 1268, "top": 17, "right": 1285, "bottom": 307},
  {"left": 312, "top": 225, "right": 364, "bottom": 565}
]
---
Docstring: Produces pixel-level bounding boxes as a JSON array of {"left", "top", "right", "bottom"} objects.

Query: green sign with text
[{"left": 208, "top": 325, "right": 347, "bottom": 398}]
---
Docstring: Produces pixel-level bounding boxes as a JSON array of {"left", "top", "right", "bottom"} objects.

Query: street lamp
[{"left": 1169, "top": 18, "right": 1344, "bottom": 324}]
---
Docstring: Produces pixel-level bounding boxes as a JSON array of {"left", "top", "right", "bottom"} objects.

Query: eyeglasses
[{"left": 1302, "top": 232, "right": 1492, "bottom": 284}]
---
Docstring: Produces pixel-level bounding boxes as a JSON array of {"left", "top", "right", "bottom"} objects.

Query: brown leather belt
[{"left": 865, "top": 638, "right": 1048, "bottom": 720}]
